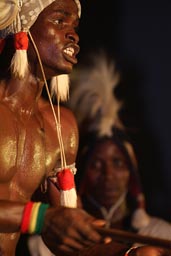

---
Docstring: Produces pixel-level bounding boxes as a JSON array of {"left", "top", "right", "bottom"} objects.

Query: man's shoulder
[
  {"left": 60, "top": 105, "right": 76, "bottom": 118},
  {"left": 38, "top": 99, "right": 78, "bottom": 130},
  {"left": 39, "top": 99, "right": 75, "bottom": 118},
  {"left": 60, "top": 105, "right": 79, "bottom": 132}
]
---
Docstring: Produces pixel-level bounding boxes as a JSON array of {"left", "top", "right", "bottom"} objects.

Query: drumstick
[{"left": 95, "top": 227, "right": 171, "bottom": 249}]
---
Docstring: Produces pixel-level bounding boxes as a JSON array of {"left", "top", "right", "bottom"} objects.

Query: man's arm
[
  {"left": 0, "top": 199, "right": 106, "bottom": 256},
  {"left": 0, "top": 200, "right": 25, "bottom": 232}
]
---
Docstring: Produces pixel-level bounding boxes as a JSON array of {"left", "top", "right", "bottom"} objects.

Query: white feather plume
[{"left": 68, "top": 50, "right": 124, "bottom": 136}]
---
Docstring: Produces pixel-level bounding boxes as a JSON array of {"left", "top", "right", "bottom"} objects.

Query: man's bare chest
[
  {"left": 0, "top": 112, "right": 50, "bottom": 200},
  {"left": 0, "top": 102, "right": 78, "bottom": 199}
]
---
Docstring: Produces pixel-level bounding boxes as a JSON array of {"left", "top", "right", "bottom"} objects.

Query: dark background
[{"left": 77, "top": 0, "right": 171, "bottom": 220}]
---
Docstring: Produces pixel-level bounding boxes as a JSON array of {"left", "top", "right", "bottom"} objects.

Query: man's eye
[
  {"left": 113, "top": 158, "right": 126, "bottom": 168},
  {"left": 90, "top": 160, "right": 102, "bottom": 170},
  {"left": 54, "top": 19, "right": 63, "bottom": 25}
]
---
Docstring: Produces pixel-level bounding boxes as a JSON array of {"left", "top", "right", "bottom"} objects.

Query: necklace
[{"left": 87, "top": 191, "right": 127, "bottom": 228}]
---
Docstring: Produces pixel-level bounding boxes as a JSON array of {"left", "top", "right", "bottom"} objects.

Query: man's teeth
[{"left": 64, "top": 47, "right": 74, "bottom": 57}]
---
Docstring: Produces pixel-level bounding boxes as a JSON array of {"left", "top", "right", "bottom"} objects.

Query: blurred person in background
[{"left": 67, "top": 50, "right": 171, "bottom": 256}]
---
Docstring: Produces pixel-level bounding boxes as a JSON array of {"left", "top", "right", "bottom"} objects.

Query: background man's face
[{"left": 85, "top": 140, "right": 130, "bottom": 208}]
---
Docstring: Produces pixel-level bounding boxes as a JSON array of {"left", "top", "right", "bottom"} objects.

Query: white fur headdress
[{"left": 68, "top": 50, "right": 124, "bottom": 136}]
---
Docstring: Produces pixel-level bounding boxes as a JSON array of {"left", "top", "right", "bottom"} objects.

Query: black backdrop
[{"left": 77, "top": 0, "right": 171, "bottom": 220}]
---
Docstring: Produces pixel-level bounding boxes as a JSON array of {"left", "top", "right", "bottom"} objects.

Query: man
[{"left": 0, "top": 1, "right": 109, "bottom": 255}]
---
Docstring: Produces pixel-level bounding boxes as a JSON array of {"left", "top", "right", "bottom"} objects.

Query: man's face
[
  {"left": 84, "top": 140, "right": 130, "bottom": 209},
  {"left": 28, "top": 0, "right": 80, "bottom": 80}
]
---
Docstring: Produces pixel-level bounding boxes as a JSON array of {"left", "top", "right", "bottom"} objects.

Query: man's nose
[
  {"left": 66, "top": 30, "right": 79, "bottom": 44},
  {"left": 105, "top": 164, "right": 116, "bottom": 179}
]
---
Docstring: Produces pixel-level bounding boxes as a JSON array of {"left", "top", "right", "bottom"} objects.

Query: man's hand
[{"left": 41, "top": 206, "right": 106, "bottom": 255}]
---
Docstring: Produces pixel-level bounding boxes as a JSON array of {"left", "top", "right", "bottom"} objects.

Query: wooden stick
[{"left": 95, "top": 227, "right": 171, "bottom": 249}]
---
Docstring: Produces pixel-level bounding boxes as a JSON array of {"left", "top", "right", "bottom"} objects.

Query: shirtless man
[{"left": 0, "top": 0, "right": 107, "bottom": 255}]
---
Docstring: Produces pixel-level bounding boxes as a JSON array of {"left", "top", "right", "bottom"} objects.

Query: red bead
[
  {"left": 57, "top": 169, "right": 75, "bottom": 190},
  {"left": 14, "top": 32, "right": 28, "bottom": 50}
]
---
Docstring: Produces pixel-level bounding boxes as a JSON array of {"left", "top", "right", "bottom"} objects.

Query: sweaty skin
[{"left": 0, "top": 1, "right": 103, "bottom": 255}]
